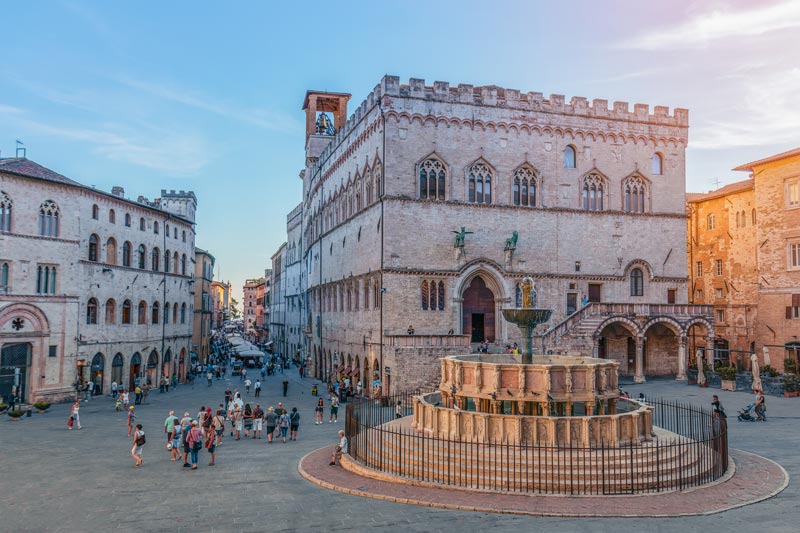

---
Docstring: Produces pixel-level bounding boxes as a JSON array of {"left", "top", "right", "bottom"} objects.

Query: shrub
[
  {"left": 7, "top": 410, "right": 24, "bottom": 418},
  {"left": 784, "top": 357, "right": 798, "bottom": 375},
  {"left": 0, "top": 402, "right": 7, "bottom": 412},
  {"left": 783, "top": 373, "right": 800, "bottom": 392},
  {"left": 718, "top": 366, "right": 736, "bottom": 380},
  {"left": 761, "top": 365, "right": 779, "bottom": 377},
  {"left": 33, "top": 401, "right": 51, "bottom": 411}
]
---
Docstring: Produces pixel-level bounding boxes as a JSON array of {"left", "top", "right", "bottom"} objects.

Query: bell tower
[{"left": 302, "top": 91, "right": 351, "bottom": 160}]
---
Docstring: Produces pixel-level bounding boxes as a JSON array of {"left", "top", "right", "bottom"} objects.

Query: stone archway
[
  {"left": 595, "top": 318, "right": 639, "bottom": 376},
  {"left": 129, "top": 352, "right": 142, "bottom": 390},
  {"left": 146, "top": 350, "right": 158, "bottom": 387},
  {"left": 461, "top": 276, "right": 496, "bottom": 343},
  {"left": 641, "top": 317, "right": 682, "bottom": 377},
  {"left": 90, "top": 352, "right": 105, "bottom": 395},
  {"left": 0, "top": 302, "right": 51, "bottom": 402},
  {"left": 111, "top": 353, "right": 124, "bottom": 387}
]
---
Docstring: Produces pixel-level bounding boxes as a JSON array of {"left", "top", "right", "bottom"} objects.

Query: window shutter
[
  {"left": 793, "top": 294, "right": 800, "bottom": 307},
  {"left": 787, "top": 306, "right": 793, "bottom": 319}
]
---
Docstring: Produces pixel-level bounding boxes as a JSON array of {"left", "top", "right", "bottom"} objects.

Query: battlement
[
  {"left": 160, "top": 189, "right": 197, "bottom": 202},
  {"left": 287, "top": 202, "right": 303, "bottom": 222}
]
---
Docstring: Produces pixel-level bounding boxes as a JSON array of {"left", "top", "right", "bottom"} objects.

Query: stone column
[
  {"left": 706, "top": 335, "right": 715, "bottom": 368},
  {"left": 676, "top": 335, "right": 688, "bottom": 381},
  {"left": 634, "top": 335, "right": 646, "bottom": 383},
  {"left": 584, "top": 401, "right": 594, "bottom": 416},
  {"left": 592, "top": 336, "right": 600, "bottom": 358}
]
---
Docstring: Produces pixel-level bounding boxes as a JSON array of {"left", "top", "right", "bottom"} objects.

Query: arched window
[
  {"left": 92, "top": 204, "right": 99, "bottom": 219},
  {"left": 87, "top": 298, "right": 98, "bottom": 324},
  {"left": 39, "top": 200, "right": 60, "bottom": 237},
  {"left": 164, "top": 249, "right": 171, "bottom": 273},
  {"left": 165, "top": 223, "right": 169, "bottom": 236},
  {"left": 151, "top": 301, "right": 160, "bottom": 324},
  {"left": 137, "top": 245, "right": 146, "bottom": 269},
  {"left": 652, "top": 153, "right": 663, "bottom": 175},
  {"left": 181, "top": 303, "right": 187, "bottom": 324},
  {"left": 138, "top": 301, "right": 147, "bottom": 324},
  {"left": 109, "top": 209, "right": 115, "bottom": 224},
  {"left": 363, "top": 281, "right": 370, "bottom": 310},
  {"left": 88, "top": 234, "right": 99, "bottom": 261},
  {"left": 374, "top": 162, "right": 383, "bottom": 199},
  {"left": 164, "top": 303, "right": 170, "bottom": 324},
  {"left": 0, "top": 191, "right": 12, "bottom": 232},
  {"left": 172, "top": 303, "right": 178, "bottom": 324},
  {"left": 438, "top": 281, "right": 445, "bottom": 311},
  {"left": 752, "top": 208, "right": 757, "bottom": 225},
  {"left": 36, "top": 265, "right": 57, "bottom": 294},
  {"left": 630, "top": 268, "right": 644, "bottom": 296},
  {"left": 1, "top": 262, "right": 9, "bottom": 292},
  {"left": 139, "top": 217, "right": 145, "bottom": 231},
  {"left": 122, "top": 241, "right": 132, "bottom": 267},
  {"left": 105, "top": 298, "right": 116, "bottom": 324},
  {"left": 582, "top": 173, "right": 605, "bottom": 211},
  {"left": 173, "top": 251, "right": 179, "bottom": 274},
  {"left": 106, "top": 237, "right": 117, "bottom": 264},
  {"left": 181, "top": 254, "right": 187, "bottom": 276},
  {"left": 513, "top": 166, "right": 536, "bottom": 207},
  {"left": 151, "top": 247, "right": 160, "bottom": 271},
  {"left": 153, "top": 221, "right": 159, "bottom": 235},
  {"left": 467, "top": 162, "right": 493, "bottom": 204},
  {"left": 741, "top": 210, "right": 746, "bottom": 228},
  {"left": 122, "top": 300, "right": 132, "bottom": 324},
  {"left": 421, "top": 281, "right": 429, "bottom": 310},
  {"left": 182, "top": 230, "right": 186, "bottom": 242},
  {"left": 374, "top": 279, "right": 380, "bottom": 309},
  {"left": 564, "top": 145, "right": 576, "bottom": 168},
  {"left": 125, "top": 213, "right": 131, "bottom": 227},
  {"left": 173, "top": 227, "right": 177, "bottom": 239},
  {"left": 418, "top": 158, "right": 446, "bottom": 201},
  {"left": 623, "top": 176, "right": 646, "bottom": 213}
]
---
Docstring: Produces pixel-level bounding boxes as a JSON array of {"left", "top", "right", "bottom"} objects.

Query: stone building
[
  {"left": 298, "top": 76, "right": 713, "bottom": 394},
  {"left": 0, "top": 158, "right": 196, "bottom": 402},
  {"left": 192, "top": 248, "right": 214, "bottom": 364},
  {"left": 243, "top": 274, "right": 269, "bottom": 343},
  {"left": 210, "top": 280, "right": 231, "bottom": 329},
  {"left": 284, "top": 203, "right": 305, "bottom": 363},
  {"left": 688, "top": 147, "right": 800, "bottom": 372},
  {"left": 269, "top": 245, "right": 287, "bottom": 355}
]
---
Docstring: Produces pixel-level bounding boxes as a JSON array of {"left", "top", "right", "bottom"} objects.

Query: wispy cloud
[
  {"left": 622, "top": 1, "right": 800, "bottom": 49},
  {"left": 117, "top": 77, "right": 301, "bottom": 132}
]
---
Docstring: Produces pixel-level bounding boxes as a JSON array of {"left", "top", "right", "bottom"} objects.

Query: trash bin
[{"left": 26, "top": 408, "right": 32, "bottom": 417}]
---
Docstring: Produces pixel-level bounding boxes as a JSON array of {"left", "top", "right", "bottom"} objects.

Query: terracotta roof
[
  {"left": 687, "top": 178, "right": 754, "bottom": 203},
  {"left": 733, "top": 147, "right": 800, "bottom": 171},
  {"left": 0, "top": 157, "right": 82, "bottom": 186}
]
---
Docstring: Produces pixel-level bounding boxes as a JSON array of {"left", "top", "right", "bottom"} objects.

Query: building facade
[
  {"left": 192, "top": 248, "right": 214, "bottom": 364},
  {"left": 1, "top": 158, "right": 196, "bottom": 402},
  {"left": 210, "top": 280, "right": 231, "bottom": 329},
  {"left": 269, "top": 244, "right": 287, "bottom": 356},
  {"left": 243, "top": 274, "right": 269, "bottom": 342},
  {"left": 285, "top": 204, "right": 305, "bottom": 363},
  {"left": 299, "top": 76, "right": 713, "bottom": 394},
  {"left": 688, "top": 148, "right": 800, "bottom": 373}
]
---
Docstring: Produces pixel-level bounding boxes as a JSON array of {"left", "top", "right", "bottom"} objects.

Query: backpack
[{"left": 136, "top": 433, "right": 146, "bottom": 446}]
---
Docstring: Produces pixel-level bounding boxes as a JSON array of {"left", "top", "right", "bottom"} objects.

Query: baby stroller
[{"left": 737, "top": 402, "right": 756, "bottom": 421}]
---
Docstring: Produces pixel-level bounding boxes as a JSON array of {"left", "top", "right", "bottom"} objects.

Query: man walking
[
  {"left": 164, "top": 410, "right": 179, "bottom": 445},
  {"left": 244, "top": 377, "right": 252, "bottom": 395},
  {"left": 111, "top": 380, "right": 119, "bottom": 399},
  {"left": 282, "top": 376, "right": 289, "bottom": 397},
  {"left": 254, "top": 379, "right": 261, "bottom": 397},
  {"left": 207, "top": 371, "right": 213, "bottom": 387}
]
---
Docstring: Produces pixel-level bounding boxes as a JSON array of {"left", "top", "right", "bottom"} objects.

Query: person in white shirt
[{"left": 329, "top": 430, "right": 347, "bottom": 465}]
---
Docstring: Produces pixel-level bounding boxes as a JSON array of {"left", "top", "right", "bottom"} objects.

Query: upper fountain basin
[{"left": 501, "top": 308, "right": 552, "bottom": 326}]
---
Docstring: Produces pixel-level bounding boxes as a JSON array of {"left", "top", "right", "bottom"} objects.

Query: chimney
[{"left": 111, "top": 186, "right": 125, "bottom": 198}]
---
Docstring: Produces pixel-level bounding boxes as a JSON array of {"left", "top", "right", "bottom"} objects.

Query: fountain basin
[{"left": 501, "top": 308, "right": 552, "bottom": 327}]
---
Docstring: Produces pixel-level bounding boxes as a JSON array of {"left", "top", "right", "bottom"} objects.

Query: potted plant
[
  {"left": 719, "top": 366, "right": 737, "bottom": 391},
  {"left": 33, "top": 401, "right": 51, "bottom": 413},
  {"left": 0, "top": 402, "right": 7, "bottom": 414},
  {"left": 7, "top": 410, "right": 24, "bottom": 420},
  {"left": 761, "top": 365, "right": 779, "bottom": 377},
  {"left": 783, "top": 374, "right": 800, "bottom": 398},
  {"left": 784, "top": 357, "right": 798, "bottom": 375}
]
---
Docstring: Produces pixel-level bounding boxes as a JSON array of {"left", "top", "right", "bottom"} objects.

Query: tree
[{"left": 229, "top": 296, "right": 242, "bottom": 319}]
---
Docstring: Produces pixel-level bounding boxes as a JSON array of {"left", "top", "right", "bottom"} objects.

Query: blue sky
[{"left": 2, "top": 0, "right": 798, "bottom": 302}]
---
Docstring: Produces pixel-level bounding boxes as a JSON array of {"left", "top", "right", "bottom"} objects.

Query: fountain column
[{"left": 676, "top": 335, "right": 688, "bottom": 381}]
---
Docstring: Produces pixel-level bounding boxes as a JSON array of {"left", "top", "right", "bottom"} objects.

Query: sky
[{"left": 2, "top": 0, "right": 798, "bottom": 304}]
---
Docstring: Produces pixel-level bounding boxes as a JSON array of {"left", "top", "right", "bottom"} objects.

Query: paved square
[{"left": 0, "top": 375, "right": 797, "bottom": 532}]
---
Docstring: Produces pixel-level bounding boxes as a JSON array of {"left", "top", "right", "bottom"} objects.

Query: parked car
[{"left": 231, "top": 360, "right": 243, "bottom": 376}]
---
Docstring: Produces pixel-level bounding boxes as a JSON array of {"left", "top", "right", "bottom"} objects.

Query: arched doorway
[
  {"left": 462, "top": 276, "right": 496, "bottom": 342},
  {"left": 179, "top": 348, "right": 186, "bottom": 382},
  {"left": 596, "top": 319, "right": 639, "bottom": 376},
  {"left": 90, "top": 352, "right": 105, "bottom": 395},
  {"left": 641, "top": 320, "right": 681, "bottom": 376},
  {"left": 1, "top": 343, "right": 32, "bottom": 403},
  {"left": 111, "top": 353, "right": 124, "bottom": 387},
  {"left": 162, "top": 349, "right": 172, "bottom": 381},
  {"left": 146, "top": 351, "right": 158, "bottom": 387},
  {"left": 129, "top": 352, "right": 142, "bottom": 390}
]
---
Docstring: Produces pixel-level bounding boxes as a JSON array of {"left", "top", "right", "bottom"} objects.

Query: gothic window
[
  {"left": 420, "top": 280, "right": 445, "bottom": 310},
  {"left": 373, "top": 279, "right": 380, "bottom": 309},
  {"left": 87, "top": 298, "right": 98, "bottom": 324},
  {"left": 106, "top": 237, "right": 117, "bottom": 265},
  {"left": 173, "top": 227, "right": 177, "bottom": 239},
  {"left": 151, "top": 301, "right": 160, "bottom": 324},
  {"left": 1, "top": 262, "right": 8, "bottom": 293},
  {"left": 516, "top": 285, "right": 522, "bottom": 307},
  {"left": 109, "top": 209, "right": 115, "bottom": 224},
  {"left": 421, "top": 281, "right": 428, "bottom": 310},
  {"left": 153, "top": 221, "right": 159, "bottom": 235},
  {"left": 374, "top": 162, "right": 383, "bottom": 199},
  {"left": 125, "top": 213, "right": 131, "bottom": 227},
  {"left": 582, "top": 173, "right": 605, "bottom": 211},
  {"left": 467, "top": 162, "right": 493, "bottom": 204},
  {"left": 137, "top": 245, "right": 146, "bottom": 269},
  {"left": 181, "top": 303, "right": 187, "bottom": 324},
  {"left": 707, "top": 214, "right": 716, "bottom": 230},
  {"left": 92, "top": 204, "right": 99, "bottom": 220},
  {"left": 181, "top": 254, "right": 187, "bottom": 276},
  {"left": 513, "top": 166, "right": 536, "bottom": 207},
  {"left": 173, "top": 251, "right": 179, "bottom": 274},
  {"left": 418, "top": 158, "right": 446, "bottom": 201},
  {"left": 164, "top": 250, "right": 171, "bottom": 273},
  {"left": 138, "top": 301, "right": 147, "bottom": 324},
  {"left": 182, "top": 230, "right": 186, "bottom": 242},
  {"left": 36, "top": 265, "right": 57, "bottom": 295},
  {"left": 438, "top": 281, "right": 445, "bottom": 310},
  {"left": 122, "top": 300, "right": 132, "bottom": 324},
  {"left": 347, "top": 285, "right": 352, "bottom": 311},
  {"left": 623, "top": 176, "right": 646, "bottom": 213},
  {"left": 164, "top": 303, "right": 170, "bottom": 324},
  {"left": 123, "top": 242, "right": 132, "bottom": 267},
  {"left": 139, "top": 217, "right": 145, "bottom": 231},
  {"left": 88, "top": 234, "right": 99, "bottom": 261},
  {"left": 364, "top": 281, "right": 370, "bottom": 310},
  {"left": 151, "top": 247, "right": 160, "bottom": 271},
  {"left": 354, "top": 281, "right": 360, "bottom": 310},
  {"left": 564, "top": 145, "right": 576, "bottom": 168},
  {"left": 652, "top": 153, "right": 663, "bottom": 175},
  {"left": 339, "top": 285, "right": 344, "bottom": 312},
  {"left": 630, "top": 268, "right": 644, "bottom": 296},
  {"left": 1, "top": 191, "right": 12, "bottom": 232},
  {"left": 366, "top": 179, "right": 373, "bottom": 205},
  {"left": 165, "top": 223, "right": 169, "bottom": 236},
  {"left": 105, "top": 298, "right": 116, "bottom": 324},
  {"left": 39, "top": 200, "right": 60, "bottom": 237}
]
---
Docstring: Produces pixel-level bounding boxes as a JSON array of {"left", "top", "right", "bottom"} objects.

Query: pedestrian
[
  {"left": 197, "top": 406, "right": 207, "bottom": 428},
  {"left": 329, "top": 394, "right": 339, "bottom": 423},
  {"left": 711, "top": 395, "right": 727, "bottom": 419},
  {"left": 265, "top": 406, "right": 277, "bottom": 444},
  {"left": 141, "top": 384, "right": 149, "bottom": 404},
  {"left": 395, "top": 400, "right": 403, "bottom": 419},
  {"left": 244, "top": 377, "right": 252, "bottom": 395},
  {"left": 164, "top": 410, "right": 179, "bottom": 445},
  {"left": 207, "top": 371, "right": 213, "bottom": 387},
  {"left": 315, "top": 398, "right": 324, "bottom": 424},
  {"left": 755, "top": 389, "right": 767, "bottom": 421},
  {"left": 283, "top": 376, "right": 289, "bottom": 397},
  {"left": 213, "top": 408, "right": 225, "bottom": 446},
  {"left": 329, "top": 430, "right": 347, "bottom": 466},
  {"left": 86, "top": 380, "right": 94, "bottom": 401},
  {"left": 131, "top": 424, "right": 145, "bottom": 467},
  {"left": 299, "top": 365, "right": 304, "bottom": 379},
  {"left": 121, "top": 389, "right": 130, "bottom": 410},
  {"left": 224, "top": 386, "right": 232, "bottom": 412},
  {"left": 356, "top": 380, "right": 362, "bottom": 398},
  {"left": 243, "top": 404, "right": 253, "bottom": 438},
  {"left": 8, "top": 389, "right": 17, "bottom": 411},
  {"left": 127, "top": 406, "right": 135, "bottom": 436},
  {"left": 134, "top": 385, "right": 142, "bottom": 405},
  {"left": 179, "top": 411, "right": 192, "bottom": 467},
  {"left": 254, "top": 379, "right": 261, "bottom": 397},
  {"left": 111, "top": 380, "right": 119, "bottom": 399},
  {"left": 169, "top": 420, "right": 182, "bottom": 462},
  {"left": 70, "top": 400, "right": 81, "bottom": 430},
  {"left": 253, "top": 404, "right": 264, "bottom": 439},
  {"left": 205, "top": 423, "right": 217, "bottom": 466},
  {"left": 279, "top": 409, "right": 290, "bottom": 443},
  {"left": 233, "top": 406, "right": 243, "bottom": 440},
  {"left": 186, "top": 420, "right": 203, "bottom": 470},
  {"left": 290, "top": 407, "right": 300, "bottom": 441}
]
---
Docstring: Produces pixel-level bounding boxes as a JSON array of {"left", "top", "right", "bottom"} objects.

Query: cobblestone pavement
[{"left": 0, "top": 375, "right": 797, "bottom": 532}]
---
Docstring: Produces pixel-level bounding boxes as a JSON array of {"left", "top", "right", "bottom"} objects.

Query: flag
[{"left": 15, "top": 139, "right": 24, "bottom": 146}]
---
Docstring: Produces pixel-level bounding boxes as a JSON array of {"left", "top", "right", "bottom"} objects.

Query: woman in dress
[{"left": 131, "top": 424, "right": 145, "bottom": 467}]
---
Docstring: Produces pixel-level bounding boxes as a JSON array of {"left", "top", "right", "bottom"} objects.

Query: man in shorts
[
  {"left": 265, "top": 407, "right": 277, "bottom": 444},
  {"left": 179, "top": 411, "right": 192, "bottom": 467},
  {"left": 213, "top": 409, "right": 225, "bottom": 446},
  {"left": 253, "top": 404, "right": 264, "bottom": 439},
  {"left": 329, "top": 394, "right": 339, "bottom": 423}
]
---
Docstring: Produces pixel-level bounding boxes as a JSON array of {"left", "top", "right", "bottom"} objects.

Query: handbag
[{"left": 67, "top": 417, "right": 74, "bottom": 428}]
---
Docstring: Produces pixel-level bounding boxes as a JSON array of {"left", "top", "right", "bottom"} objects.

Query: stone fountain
[{"left": 501, "top": 277, "right": 551, "bottom": 363}]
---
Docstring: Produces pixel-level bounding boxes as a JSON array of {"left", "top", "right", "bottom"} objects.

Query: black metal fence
[{"left": 345, "top": 392, "right": 728, "bottom": 495}]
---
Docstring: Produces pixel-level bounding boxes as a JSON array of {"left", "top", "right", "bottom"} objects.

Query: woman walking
[
  {"left": 127, "top": 406, "right": 135, "bottom": 436},
  {"left": 169, "top": 421, "right": 182, "bottom": 462},
  {"left": 205, "top": 424, "right": 217, "bottom": 466},
  {"left": 131, "top": 424, "right": 145, "bottom": 467},
  {"left": 243, "top": 404, "right": 253, "bottom": 438},
  {"left": 289, "top": 407, "right": 300, "bottom": 441},
  {"left": 70, "top": 400, "right": 82, "bottom": 430},
  {"left": 186, "top": 420, "right": 203, "bottom": 470},
  {"left": 315, "top": 398, "right": 324, "bottom": 425},
  {"left": 279, "top": 408, "right": 290, "bottom": 443}
]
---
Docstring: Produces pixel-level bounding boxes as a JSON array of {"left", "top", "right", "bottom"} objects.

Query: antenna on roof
[
  {"left": 708, "top": 177, "right": 722, "bottom": 191},
  {"left": 15, "top": 139, "right": 26, "bottom": 158}
]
